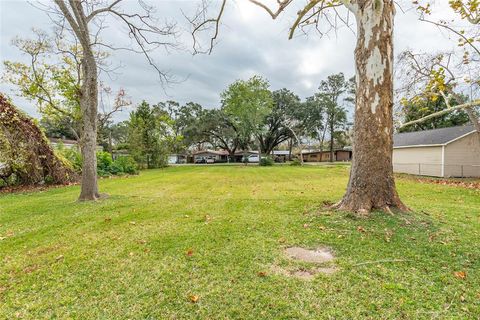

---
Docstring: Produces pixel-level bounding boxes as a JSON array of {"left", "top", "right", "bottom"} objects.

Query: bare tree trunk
[
  {"left": 319, "top": 126, "right": 327, "bottom": 151},
  {"left": 78, "top": 52, "right": 101, "bottom": 201},
  {"left": 336, "top": 0, "right": 407, "bottom": 213},
  {"left": 329, "top": 123, "right": 334, "bottom": 162},
  {"left": 288, "top": 138, "right": 293, "bottom": 161},
  {"left": 108, "top": 131, "right": 113, "bottom": 156}
]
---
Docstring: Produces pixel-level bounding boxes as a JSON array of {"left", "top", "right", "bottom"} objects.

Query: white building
[{"left": 393, "top": 125, "right": 480, "bottom": 177}]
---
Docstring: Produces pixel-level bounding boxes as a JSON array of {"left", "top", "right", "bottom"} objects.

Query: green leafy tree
[
  {"left": 399, "top": 93, "right": 469, "bottom": 132},
  {"left": 200, "top": 108, "right": 240, "bottom": 160},
  {"left": 128, "top": 101, "right": 175, "bottom": 169},
  {"left": 3, "top": 30, "right": 131, "bottom": 148},
  {"left": 109, "top": 121, "right": 130, "bottom": 148},
  {"left": 221, "top": 75, "right": 273, "bottom": 163},
  {"left": 258, "top": 88, "right": 300, "bottom": 155},
  {"left": 316, "top": 73, "right": 349, "bottom": 161},
  {"left": 157, "top": 101, "right": 207, "bottom": 152},
  {"left": 2, "top": 30, "right": 82, "bottom": 139},
  {"left": 302, "top": 96, "right": 325, "bottom": 149}
]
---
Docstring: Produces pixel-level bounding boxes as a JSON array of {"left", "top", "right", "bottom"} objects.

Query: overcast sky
[{"left": 0, "top": 0, "right": 458, "bottom": 122}]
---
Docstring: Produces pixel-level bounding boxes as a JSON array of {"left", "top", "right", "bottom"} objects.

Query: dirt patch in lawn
[
  {"left": 285, "top": 247, "right": 334, "bottom": 264},
  {"left": 272, "top": 247, "right": 337, "bottom": 280}
]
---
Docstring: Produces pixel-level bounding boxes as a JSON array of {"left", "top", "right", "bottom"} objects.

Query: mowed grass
[{"left": 1, "top": 165, "right": 479, "bottom": 319}]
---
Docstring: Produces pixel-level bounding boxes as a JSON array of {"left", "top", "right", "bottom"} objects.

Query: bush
[
  {"left": 55, "top": 148, "right": 138, "bottom": 177},
  {"left": 61, "top": 148, "right": 82, "bottom": 172},
  {"left": 290, "top": 158, "right": 302, "bottom": 166},
  {"left": 111, "top": 156, "right": 138, "bottom": 175},
  {"left": 97, "top": 151, "right": 113, "bottom": 172},
  {"left": 259, "top": 157, "right": 274, "bottom": 166}
]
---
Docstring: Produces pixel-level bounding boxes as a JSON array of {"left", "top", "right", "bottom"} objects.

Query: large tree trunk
[
  {"left": 78, "top": 52, "right": 101, "bottom": 201},
  {"left": 336, "top": 0, "right": 407, "bottom": 213}
]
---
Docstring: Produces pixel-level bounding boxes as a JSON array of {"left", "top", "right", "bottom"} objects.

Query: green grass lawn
[{"left": 1, "top": 165, "right": 479, "bottom": 319}]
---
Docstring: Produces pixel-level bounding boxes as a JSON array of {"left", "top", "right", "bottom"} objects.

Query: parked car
[
  {"left": 194, "top": 157, "right": 206, "bottom": 164},
  {"left": 245, "top": 154, "right": 266, "bottom": 163},
  {"left": 194, "top": 156, "right": 216, "bottom": 164},
  {"left": 205, "top": 156, "right": 215, "bottom": 164}
]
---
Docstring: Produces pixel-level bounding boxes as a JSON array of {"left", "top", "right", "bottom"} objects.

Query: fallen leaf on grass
[
  {"left": 186, "top": 249, "right": 194, "bottom": 257},
  {"left": 357, "top": 226, "right": 366, "bottom": 233},
  {"left": 454, "top": 271, "right": 467, "bottom": 279},
  {"left": 189, "top": 295, "right": 199, "bottom": 303},
  {"left": 23, "top": 265, "right": 38, "bottom": 274},
  {"left": 322, "top": 200, "right": 333, "bottom": 206},
  {"left": 129, "top": 221, "right": 136, "bottom": 225},
  {"left": 137, "top": 239, "right": 147, "bottom": 244},
  {"left": 303, "top": 224, "right": 310, "bottom": 228},
  {"left": 104, "top": 217, "right": 111, "bottom": 223},
  {"left": 384, "top": 229, "right": 393, "bottom": 243},
  {"left": 257, "top": 271, "right": 267, "bottom": 277},
  {"left": 55, "top": 255, "right": 64, "bottom": 262}
]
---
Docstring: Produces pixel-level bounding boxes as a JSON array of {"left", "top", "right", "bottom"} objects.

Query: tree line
[{"left": 107, "top": 73, "right": 354, "bottom": 166}]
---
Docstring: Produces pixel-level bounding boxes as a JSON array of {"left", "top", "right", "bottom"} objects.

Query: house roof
[
  {"left": 301, "top": 149, "right": 351, "bottom": 155},
  {"left": 393, "top": 125, "right": 476, "bottom": 148},
  {"left": 234, "top": 150, "right": 258, "bottom": 155},
  {"left": 192, "top": 149, "right": 229, "bottom": 156},
  {"left": 49, "top": 137, "right": 78, "bottom": 145},
  {"left": 272, "top": 150, "right": 290, "bottom": 155}
]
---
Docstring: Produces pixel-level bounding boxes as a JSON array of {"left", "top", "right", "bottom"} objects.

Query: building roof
[
  {"left": 272, "top": 150, "right": 290, "bottom": 155},
  {"left": 393, "top": 125, "right": 476, "bottom": 148},
  {"left": 192, "top": 149, "right": 229, "bottom": 156},
  {"left": 301, "top": 149, "right": 351, "bottom": 155},
  {"left": 234, "top": 150, "right": 258, "bottom": 155},
  {"left": 49, "top": 137, "right": 78, "bottom": 145}
]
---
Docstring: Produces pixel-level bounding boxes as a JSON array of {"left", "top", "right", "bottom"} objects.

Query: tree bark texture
[
  {"left": 336, "top": 0, "right": 408, "bottom": 213},
  {"left": 78, "top": 52, "right": 100, "bottom": 201}
]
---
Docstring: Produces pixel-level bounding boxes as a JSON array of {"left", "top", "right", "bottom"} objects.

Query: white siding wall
[
  {"left": 393, "top": 146, "right": 443, "bottom": 177},
  {"left": 444, "top": 133, "right": 480, "bottom": 177}
]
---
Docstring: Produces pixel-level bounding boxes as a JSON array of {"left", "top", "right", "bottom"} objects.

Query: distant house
[
  {"left": 233, "top": 150, "right": 257, "bottom": 162},
  {"left": 168, "top": 154, "right": 187, "bottom": 164},
  {"left": 301, "top": 148, "right": 352, "bottom": 162},
  {"left": 49, "top": 137, "right": 103, "bottom": 152},
  {"left": 193, "top": 150, "right": 229, "bottom": 163},
  {"left": 271, "top": 150, "right": 291, "bottom": 162},
  {"left": 49, "top": 137, "right": 78, "bottom": 149},
  {"left": 393, "top": 125, "right": 480, "bottom": 177},
  {"left": 112, "top": 149, "right": 130, "bottom": 160}
]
